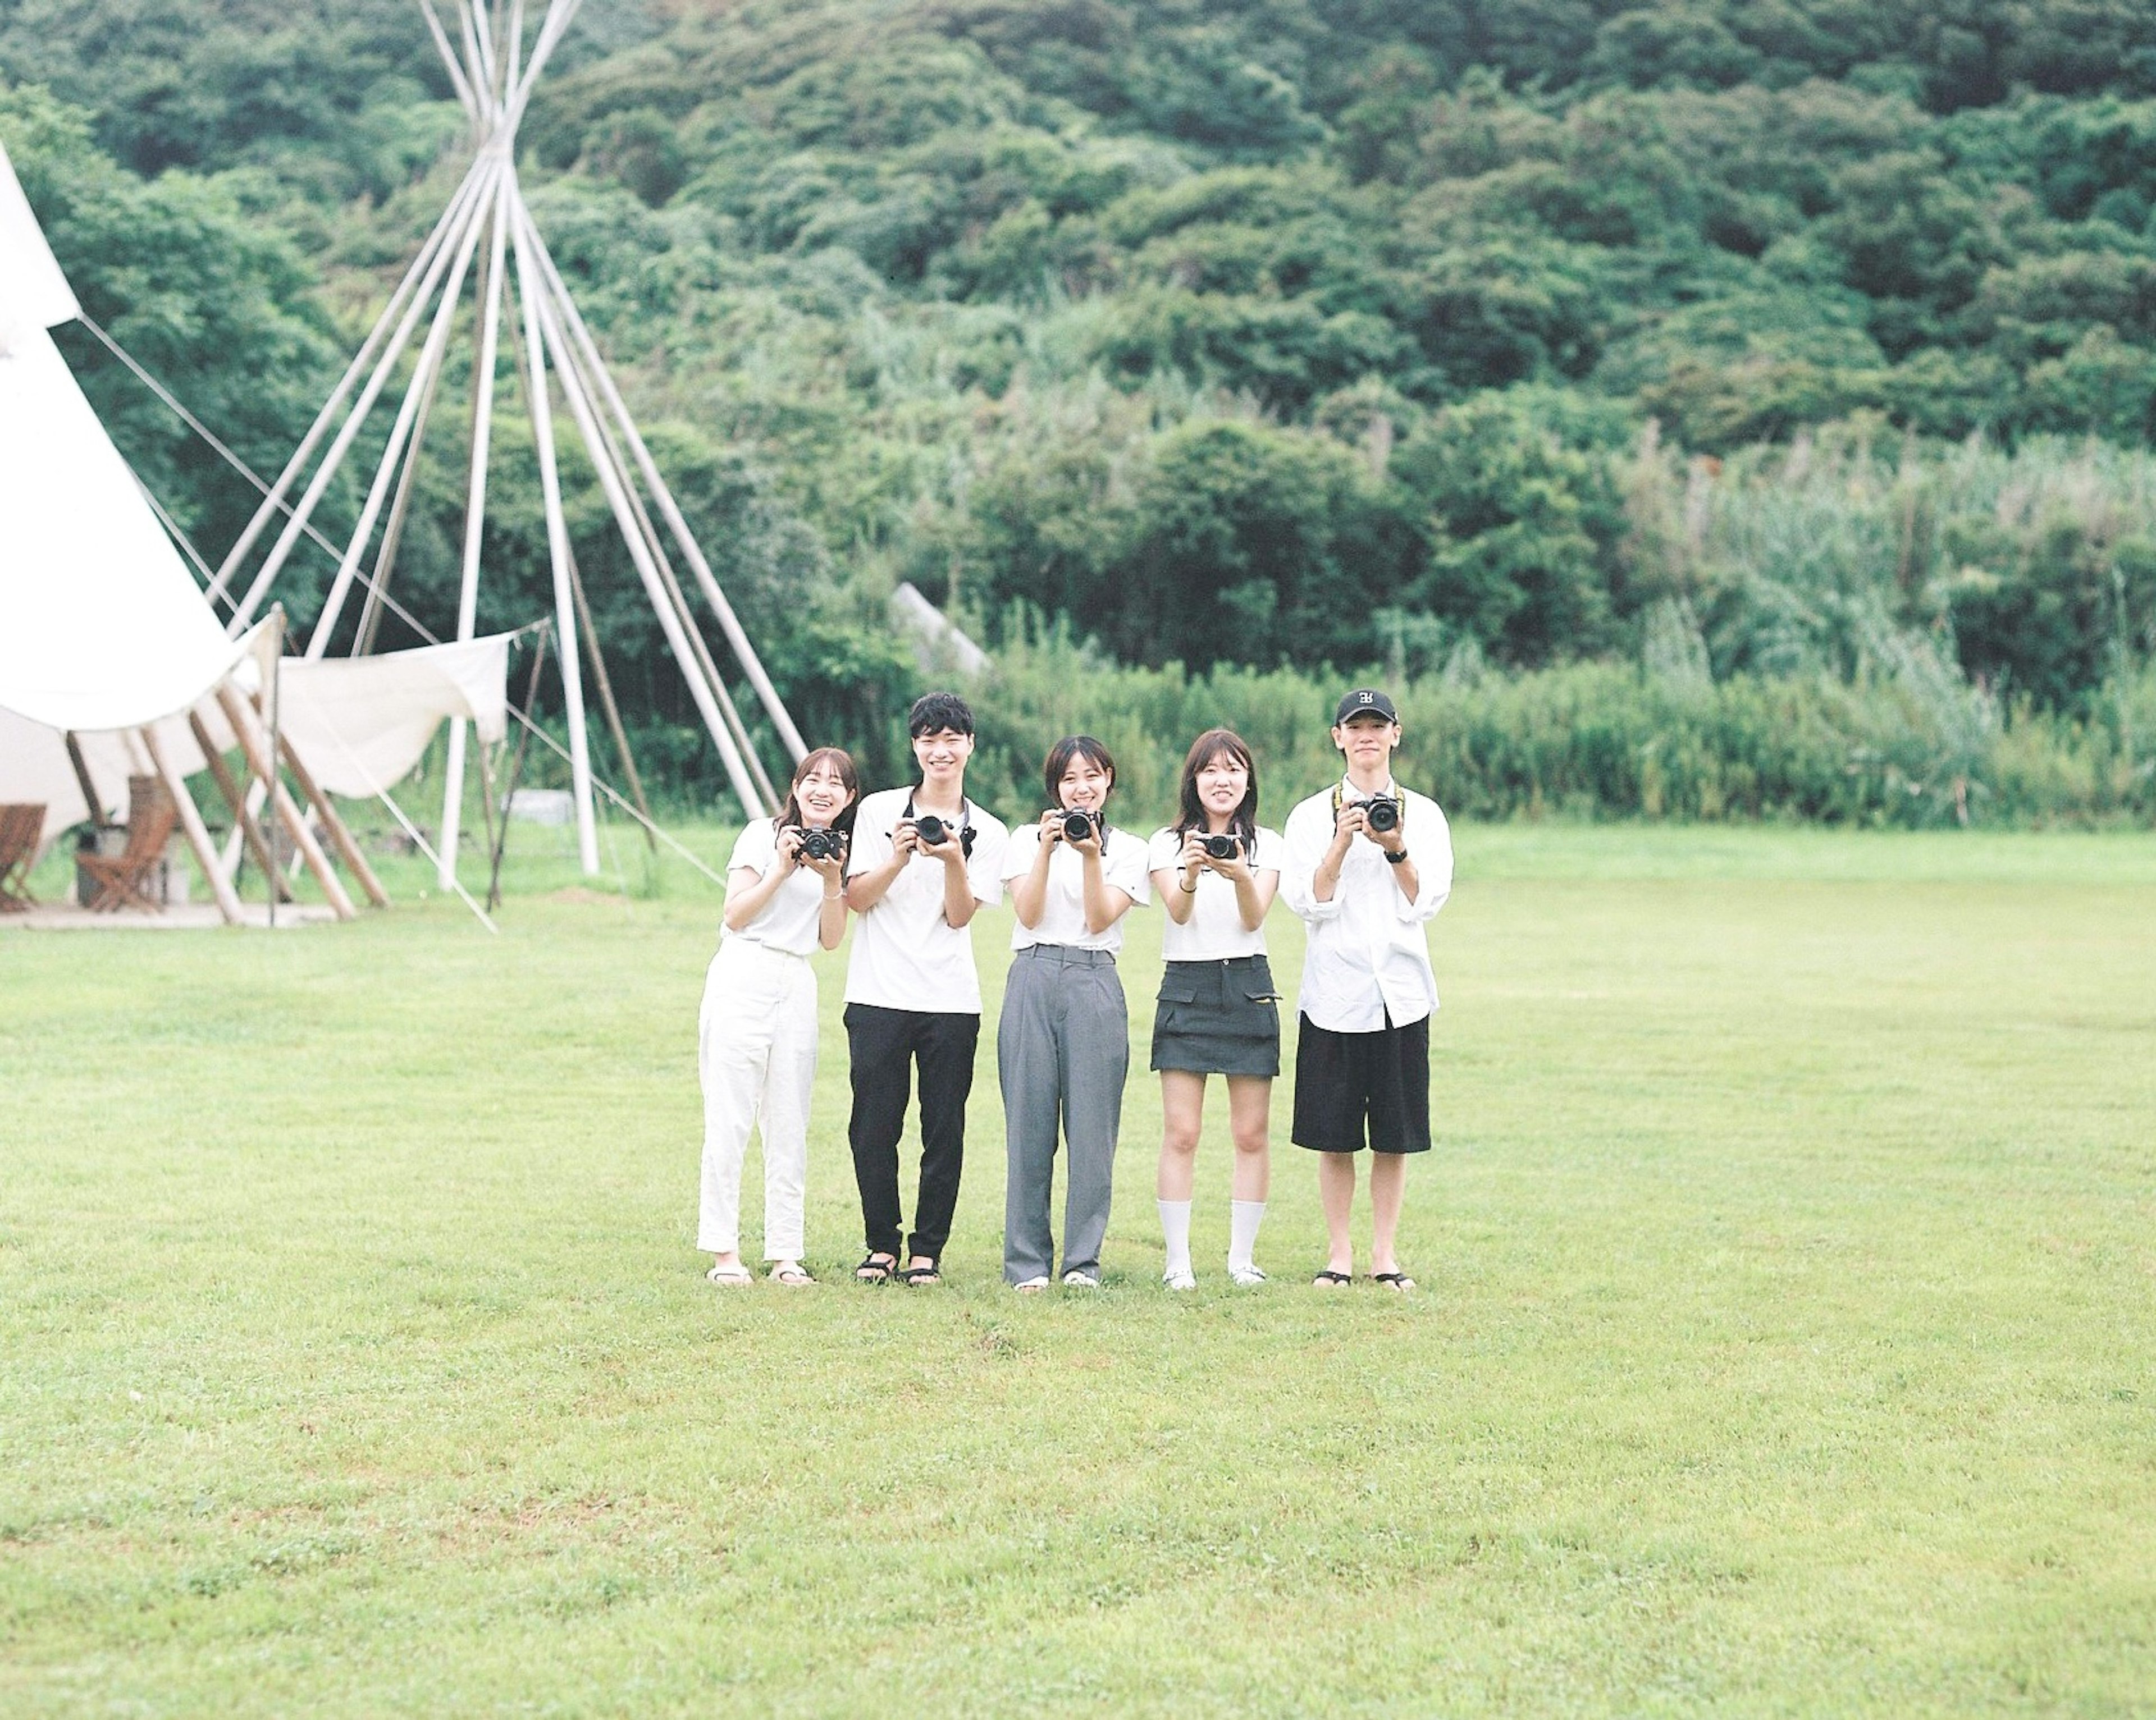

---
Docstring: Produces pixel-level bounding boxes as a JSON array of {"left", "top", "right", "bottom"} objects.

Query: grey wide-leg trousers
[{"left": 998, "top": 945, "right": 1129, "bottom": 1283}]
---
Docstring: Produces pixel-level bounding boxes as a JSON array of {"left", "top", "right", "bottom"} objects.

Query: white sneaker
[
  {"left": 1163, "top": 1267, "right": 1196, "bottom": 1291},
  {"left": 1228, "top": 1264, "right": 1267, "bottom": 1286},
  {"left": 1012, "top": 1275, "right": 1051, "bottom": 1292},
  {"left": 1061, "top": 1268, "right": 1100, "bottom": 1288}
]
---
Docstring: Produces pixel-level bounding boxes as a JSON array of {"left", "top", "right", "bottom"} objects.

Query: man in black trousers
[{"left": 840, "top": 693, "right": 1011, "bottom": 1285}]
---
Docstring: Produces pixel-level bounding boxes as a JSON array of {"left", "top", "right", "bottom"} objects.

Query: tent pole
[
  {"left": 215, "top": 685, "right": 358, "bottom": 921},
  {"left": 565, "top": 545, "right": 656, "bottom": 848},
  {"left": 519, "top": 205, "right": 808, "bottom": 762},
  {"left": 508, "top": 0, "right": 585, "bottom": 124},
  {"left": 188, "top": 710, "right": 291, "bottom": 901},
  {"left": 274, "top": 731, "right": 390, "bottom": 909},
  {"left": 227, "top": 159, "right": 499, "bottom": 635},
  {"left": 208, "top": 164, "right": 486, "bottom": 611},
  {"left": 418, "top": 0, "right": 481, "bottom": 120},
  {"left": 140, "top": 725, "right": 244, "bottom": 926},
  {"left": 307, "top": 172, "right": 491, "bottom": 659},
  {"left": 353, "top": 336, "right": 449, "bottom": 656},
  {"left": 437, "top": 170, "right": 513, "bottom": 891},
  {"left": 511, "top": 205, "right": 600, "bottom": 874},
  {"left": 535, "top": 259, "right": 778, "bottom": 812},
  {"left": 532, "top": 285, "right": 768, "bottom": 822},
  {"left": 62, "top": 732, "right": 105, "bottom": 828}
]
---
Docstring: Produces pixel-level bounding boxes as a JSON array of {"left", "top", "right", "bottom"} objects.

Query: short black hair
[{"left": 907, "top": 691, "right": 975, "bottom": 738}]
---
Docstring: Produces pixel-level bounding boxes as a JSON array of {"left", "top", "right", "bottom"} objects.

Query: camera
[
  {"left": 792, "top": 826, "right": 846, "bottom": 862},
  {"left": 913, "top": 813, "right": 949, "bottom": 847},
  {"left": 1059, "top": 808, "right": 1099, "bottom": 843},
  {"left": 1200, "top": 832, "right": 1243, "bottom": 860},
  {"left": 1363, "top": 795, "right": 1402, "bottom": 834}
]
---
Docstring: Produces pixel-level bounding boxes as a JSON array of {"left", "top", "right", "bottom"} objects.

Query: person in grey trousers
[{"left": 998, "top": 735, "right": 1152, "bottom": 1288}]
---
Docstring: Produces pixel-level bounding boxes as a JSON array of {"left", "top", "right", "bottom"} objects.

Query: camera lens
[
  {"left": 1365, "top": 797, "right": 1401, "bottom": 834},
  {"left": 1202, "top": 833, "right": 1239, "bottom": 859},
  {"left": 1062, "top": 809, "right": 1094, "bottom": 841},
  {"left": 914, "top": 814, "right": 947, "bottom": 847}
]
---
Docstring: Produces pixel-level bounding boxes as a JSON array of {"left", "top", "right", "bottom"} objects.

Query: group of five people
[{"left": 695, "top": 686, "right": 1452, "bottom": 1292}]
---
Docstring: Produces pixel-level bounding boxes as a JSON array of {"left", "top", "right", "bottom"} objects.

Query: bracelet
[
  {"left": 1179, "top": 878, "right": 1199, "bottom": 893},
  {"left": 823, "top": 888, "right": 844, "bottom": 900}
]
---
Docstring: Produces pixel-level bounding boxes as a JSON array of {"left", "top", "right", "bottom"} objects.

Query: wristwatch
[{"left": 1383, "top": 848, "right": 1409, "bottom": 865}]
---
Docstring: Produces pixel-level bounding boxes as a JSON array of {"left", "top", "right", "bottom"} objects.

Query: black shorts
[{"left": 1291, "top": 1012, "right": 1431, "bottom": 1155}]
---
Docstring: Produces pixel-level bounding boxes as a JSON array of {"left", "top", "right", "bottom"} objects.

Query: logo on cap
[{"left": 1358, "top": 692, "right": 1374, "bottom": 705}]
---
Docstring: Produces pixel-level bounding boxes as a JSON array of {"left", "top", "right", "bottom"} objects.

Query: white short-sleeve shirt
[
  {"left": 1003, "top": 822, "right": 1152, "bottom": 953},
  {"left": 721, "top": 818, "right": 826, "bottom": 956},
  {"left": 1145, "top": 826, "right": 1285, "bottom": 962},
  {"left": 843, "top": 785, "right": 1010, "bottom": 1014}
]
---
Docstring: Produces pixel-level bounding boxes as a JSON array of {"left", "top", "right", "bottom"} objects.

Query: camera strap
[{"left": 903, "top": 790, "right": 975, "bottom": 858}]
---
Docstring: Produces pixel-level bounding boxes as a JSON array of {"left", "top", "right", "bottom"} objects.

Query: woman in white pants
[{"left": 699, "top": 747, "right": 857, "bottom": 1287}]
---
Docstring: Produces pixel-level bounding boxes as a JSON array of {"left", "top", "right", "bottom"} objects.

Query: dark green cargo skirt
[{"left": 1150, "top": 954, "right": 1282, "bottom": 1078}]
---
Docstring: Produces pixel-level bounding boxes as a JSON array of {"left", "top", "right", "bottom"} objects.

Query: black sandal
[
  {"left": 1312, "top": 1269, "right": 1352, "bottom": 1287},
  {"left": 1372, "top": 1271, "right": 1415, "bottom": 1292},
  {"left": 855, "top": 1252, "right": 897, "bottom": 1284},
  {"left": 901, "top": 1261, "right": 943, "bottom": 1286}
]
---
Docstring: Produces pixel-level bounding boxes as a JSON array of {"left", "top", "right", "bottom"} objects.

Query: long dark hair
[
  {"left": 780, "top": 747, "right": 860, "bottom": 834},
  {"left": 1044, "top": 735, "right": 1116, "bottom": 831},
  {"left": 1174, "top": 728, "right": 1258, "bottom": 844}
]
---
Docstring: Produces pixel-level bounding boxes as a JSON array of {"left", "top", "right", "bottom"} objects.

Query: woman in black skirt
[{"left": 1146, "top": 729, "right": 1283, "bottom": 1288}]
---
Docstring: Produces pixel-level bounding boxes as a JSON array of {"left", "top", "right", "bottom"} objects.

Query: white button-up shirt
[{"left": 1281, "top": 779, "right": 1452, "bottom": 1033}]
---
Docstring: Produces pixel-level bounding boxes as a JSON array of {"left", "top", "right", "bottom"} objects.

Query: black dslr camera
[
  {"left": 1200, "top": 832, "right": 1243, "bottom": 860},
  {"left": 1363, "top": 795, "right": 1402, "bottom": 835},
  {"left": 793, "top": 827, "right": 846, "bottom": 862},
  {"left": 1059, "top": 808, "right": 1100, "bottom": 843},
  {"left": 913, "top": 813, "right": 950, "bottom": 847}
]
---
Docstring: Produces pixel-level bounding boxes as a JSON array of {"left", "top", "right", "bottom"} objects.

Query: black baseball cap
[{"left": 1335, "top": 688, "right": 1399, "bottom": 724}]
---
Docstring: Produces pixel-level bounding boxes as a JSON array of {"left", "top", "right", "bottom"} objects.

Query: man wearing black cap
[{"left": 1280, "top": 689, "right": 1454, "bottom": 1291}]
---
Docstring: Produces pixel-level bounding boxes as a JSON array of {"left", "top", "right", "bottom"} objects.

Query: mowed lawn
[{"left": 2, "top": 825, "right": 2153, "bottom": 1716}]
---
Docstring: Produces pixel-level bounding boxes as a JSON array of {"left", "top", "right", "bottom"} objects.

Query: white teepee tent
[
  {"left": 0, "top": 138, "right": 518, "bottom": 928},
  {"left": 206, "top": 0, "right": 807, "bottom": 889}
]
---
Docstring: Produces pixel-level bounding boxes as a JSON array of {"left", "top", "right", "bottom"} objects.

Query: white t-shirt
[
  {"left": 720, "top": 818, "right": 828, "bottom": 956},
  {"left": 1145, "top": 825, "right": 1286, "bottom": 962},
  {"left": 1003, "top": 821, "right": 1151, "bottom": 953},
  {"left": 843, "top": 785, "right": 1010, "bottom": 1014}
]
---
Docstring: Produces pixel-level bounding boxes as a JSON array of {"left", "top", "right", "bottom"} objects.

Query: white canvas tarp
[{"left": 0, "top": 636, "right": 513, "bottom": 849}]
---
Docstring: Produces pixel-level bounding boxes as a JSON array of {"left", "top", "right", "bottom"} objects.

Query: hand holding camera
[
  {"left": 1047, "top": 806, "right": 1103, "bottom": 854},
  {"left": 787, "top": 825, "right": 847, "bottom": 882},
  {"left": 907, "top": 813, "right": 966, "bottom": 862}
]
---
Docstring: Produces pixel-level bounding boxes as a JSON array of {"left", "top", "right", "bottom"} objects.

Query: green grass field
[{"left": 4, "top": 823, "right": 2154, "bottom": 1715}]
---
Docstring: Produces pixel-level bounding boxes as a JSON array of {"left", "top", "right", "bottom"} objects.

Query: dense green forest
[{"left": 4, "top": 0, "right": 2154, "bottom": 821}]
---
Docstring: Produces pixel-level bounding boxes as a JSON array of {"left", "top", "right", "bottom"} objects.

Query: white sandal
[
  {"left": 1163, "top": 1268, "right": 1196, "bottom": 1291},
  {"left": 705, "top": 1261, "right": 754, "bottom": 1287}
]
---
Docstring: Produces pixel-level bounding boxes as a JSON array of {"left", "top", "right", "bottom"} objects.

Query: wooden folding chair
[
  {"left": 0, "top": 803, "right": 43, "bottom": 912},
  {"left": 79, "top": 776, "right": 179, "bottom": 913}
]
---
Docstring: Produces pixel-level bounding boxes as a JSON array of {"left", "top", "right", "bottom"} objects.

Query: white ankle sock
[
  {"left": 1228, "top": 1199, "right": 1265, "bottom": 1272},
  {"left": 1158, "top": 1198, "right": 1193, "bottom": 1277}
]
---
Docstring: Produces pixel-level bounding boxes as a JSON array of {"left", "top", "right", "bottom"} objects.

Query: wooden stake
[
  {"left": 271, "top": 729, "right": 391, "bottom": 909},
  {"left": 188, "top": 710, "right": 291, "bottom": 902},
  {"left": 140, "top": 725, "right": 243, "bottom": 926}
]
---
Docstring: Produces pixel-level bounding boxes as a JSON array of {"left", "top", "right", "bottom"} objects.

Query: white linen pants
[{"left": 697, "top": 937, "right": 817, "bottom": 1259}]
